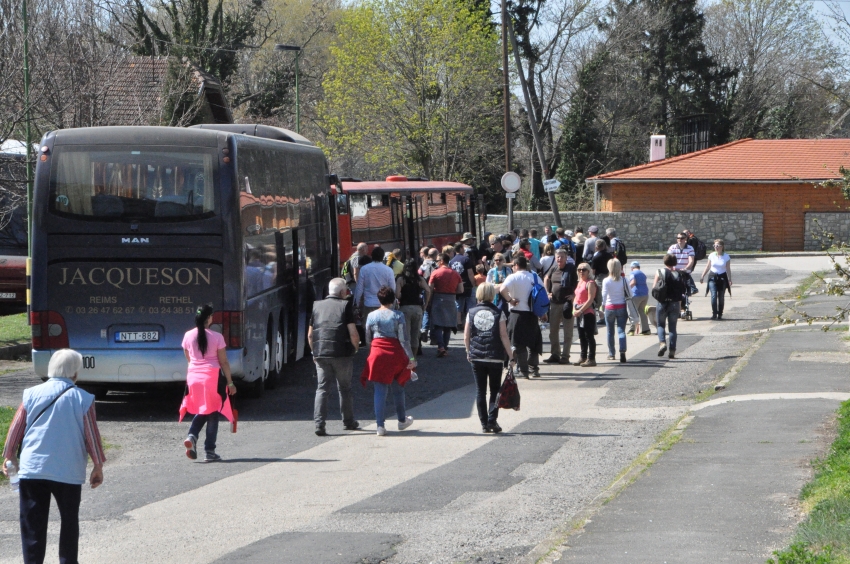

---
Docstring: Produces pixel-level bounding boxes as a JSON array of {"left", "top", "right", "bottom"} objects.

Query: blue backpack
[{"left": 528, "top": 272, "right": 550, "bottom": 317}]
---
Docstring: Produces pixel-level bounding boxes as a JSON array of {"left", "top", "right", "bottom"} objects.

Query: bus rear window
[{"left": 49, "top": 147, "right": 217, "bottom": 221}]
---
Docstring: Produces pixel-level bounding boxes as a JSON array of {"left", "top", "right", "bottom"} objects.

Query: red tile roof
[{"left": 589, "top": 138, "right": 850, "bottom": 182}]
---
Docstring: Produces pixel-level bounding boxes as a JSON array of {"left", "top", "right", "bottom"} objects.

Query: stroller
[{"left": 679, "top": 270, "right": 698, "bottom": 320}]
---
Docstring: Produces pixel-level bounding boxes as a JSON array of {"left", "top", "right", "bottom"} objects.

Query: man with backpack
[
  {"left": 418, "top": 248, "right": 439, "bottom": 343},
  {"left": 652, "top": 254, "right": 687, "bottom": 359},
  {"left": 607, "top": 227, "right": 627, "bottom": 265},
  {"left": 499, "top": 255, "right": 546, "bottom": 379},
  {"left": 685, "top": 230, "right": 707, "bottom": 266},
  {"left": 342, "top": 242, "right": 368, "bottom": 294},
  {"left": 543, "top": 248, "right": 577, "bottom": 364}
]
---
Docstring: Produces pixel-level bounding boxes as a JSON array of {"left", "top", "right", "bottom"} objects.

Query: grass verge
[
  {"left": 768, "top": 399, "right": 850, "bottom": 563},
  {"left": 0, "top": 405, "right": 15, "bottom": 483},
  {"left": 0, "top": 312, "right": 28, "bottom": 344}
]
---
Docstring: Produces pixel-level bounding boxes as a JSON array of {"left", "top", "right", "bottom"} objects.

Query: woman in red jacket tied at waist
[
  {"left": 361, "top": 286, "right": 417, "bottom": 436},
  {"left": 180, "top": 304, "right": 236, "bottom": 462}
]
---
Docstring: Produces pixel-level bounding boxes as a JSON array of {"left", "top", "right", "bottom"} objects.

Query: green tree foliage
[
  {"left": 556, "top": 50, "right": 607, "bottom": 206},
  {"left": 126, "top": 0, "right": 263, "bottom": 85},
  {"left": 635, "top": 0, "right": 737, "bottom": 145},
  {"left": 318, "top": 0, "right": 502, "bottom": 189}
]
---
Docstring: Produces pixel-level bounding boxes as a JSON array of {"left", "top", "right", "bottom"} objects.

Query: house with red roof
[{"left": 588, "top": 139, "right": 850, "bottom": 251}]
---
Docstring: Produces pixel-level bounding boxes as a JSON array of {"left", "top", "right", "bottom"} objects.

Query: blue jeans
[
  {"left": 434, "top": 326, "right": 452, "bottom": 350},
  {"left": 456, "top": 295, "right": 476, "bottom": 325},
  {"left": 656, "top": 301, "right": 681, "bottom": 351},
  {"left": 374, "top": 381, "right": 406, "bottom": 428},
  {"left": 421, "top": 309, "right": 431, "bottom": 333},
  {"left": 604, "top": 307, "right": 628, "bottom": 356},
  {"left": 708, "top": 277, "right": 725, "bottom": 315},
  {"left": 188, "top": 412, "right": 219, "bottom": 453}
]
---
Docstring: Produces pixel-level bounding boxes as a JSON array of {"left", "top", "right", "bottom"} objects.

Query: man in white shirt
[
  {"left": 499, "top": 255, "right": 543, "bottom": 379},
  {"left": 667, "top": 232, "right": 697, "bottom": 303},
  {"left": 354, "top": 246, "right": 396, "bottom": 321},
  {"left": 667, "top": 233, "right": 695, "bottom": 272}
]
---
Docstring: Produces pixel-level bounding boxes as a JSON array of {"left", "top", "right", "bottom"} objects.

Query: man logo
[{"left": 121, "top": 237, "right": 150, "bottom": 244}]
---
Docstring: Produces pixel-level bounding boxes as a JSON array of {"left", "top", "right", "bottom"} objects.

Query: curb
[{"left": 0, "top": 343, "right": 30, "bottom": 361}]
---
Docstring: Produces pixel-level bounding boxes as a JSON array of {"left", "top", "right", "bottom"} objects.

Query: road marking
[{"left": 692, "top": 392, "right": 850, "bottom": 411}]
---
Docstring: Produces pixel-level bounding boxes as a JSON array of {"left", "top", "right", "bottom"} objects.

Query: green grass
[
  {"left": 0, "top": 406, "right": 15, "bottom": 483},
  {"left": 768, "top": 399, "right": 850, "bottom": 563},
  {"left": 0, "top": 312, "right": 28, "bottom": 344}
]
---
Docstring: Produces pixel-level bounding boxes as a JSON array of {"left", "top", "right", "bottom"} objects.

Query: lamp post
[{"left": 274, "top": 44, "right": 302, "bottom": 134}]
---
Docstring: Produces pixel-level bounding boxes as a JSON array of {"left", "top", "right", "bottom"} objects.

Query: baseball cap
[
  {"left": 631, "top": 261, "right": 641, "bottom": 268},
  {"left": 565, "top": 230, "right": 574, "bottom": 237},
  {"left": 588, "top": 225, "right": 599, "bottom": 233}
]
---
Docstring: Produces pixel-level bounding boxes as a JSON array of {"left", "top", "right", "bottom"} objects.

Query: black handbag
[{"left": 496, "top": 363, "right": 521, "bottom": 411}]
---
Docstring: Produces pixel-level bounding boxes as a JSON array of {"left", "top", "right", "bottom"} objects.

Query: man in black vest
[
  {"left": 544, "top": 248, "right": 577, "bottom": 364},
  {"left": 308, "top": 278, "right": 361, "bottom": 436}
]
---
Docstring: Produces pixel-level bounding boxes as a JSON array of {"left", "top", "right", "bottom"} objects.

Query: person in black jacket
[
  {"left": 653, "top": 255, "right": 687, "bottom": 360},
  {"left": 590, "top": 239, "right": 612, "bottom": 323},
  {"left": 308, "top": 278, "right": 361, "bottom": 436},
  {"left": 464, "top": 283, "right": 513, "bottom": 433},
  {"left": 543, "top": 248, "right": 577, "bottom": 364}
]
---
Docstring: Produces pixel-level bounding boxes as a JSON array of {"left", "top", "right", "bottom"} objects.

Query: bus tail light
[
  {"left": 31, "top": 311, "right": 69, "bottom": 350},
  {"left": 211, "top": 311, "right": 242, "bottom": 348}
]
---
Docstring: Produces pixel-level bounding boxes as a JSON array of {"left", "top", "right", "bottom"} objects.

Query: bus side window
[{"left": 349, "top": 194, "right": 368, "bottom": 242}]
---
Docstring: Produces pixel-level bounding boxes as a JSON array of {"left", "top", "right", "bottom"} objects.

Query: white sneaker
[
  {"left": 398, "top": 416, "right": 414, "bottom": 431},
  {"left": 376, "top": 426, "right": 386, "bottom": 436}
]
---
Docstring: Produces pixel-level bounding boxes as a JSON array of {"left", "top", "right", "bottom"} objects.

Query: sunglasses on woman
[{"left": 577, "top": 268, "right": 589, "bottom": 272}]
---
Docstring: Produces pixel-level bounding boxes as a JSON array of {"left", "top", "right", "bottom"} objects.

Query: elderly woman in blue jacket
[{"left": 2, "top": 349, "right": 106, "bottom": 564}]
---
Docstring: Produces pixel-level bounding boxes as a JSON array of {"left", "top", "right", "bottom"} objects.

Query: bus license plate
[
  {"left": 0, "top": 293, "right": 15, "bottom": 299},
  {"left": 115, "top": 331, "right": 159, "bottom": 343}
]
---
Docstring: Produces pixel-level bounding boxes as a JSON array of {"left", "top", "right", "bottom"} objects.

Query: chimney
[{"left": 650, "top": 135, "right": 666, "bottom": 162}]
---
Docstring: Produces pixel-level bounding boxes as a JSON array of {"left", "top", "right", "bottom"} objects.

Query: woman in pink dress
[{"left": 179, "top": 305, "right": 235, "bottom": 462}]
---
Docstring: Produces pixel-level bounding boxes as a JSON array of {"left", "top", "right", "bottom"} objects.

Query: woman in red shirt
[{"left": 428, "top": 253, "right": 463, "bottom": 357}]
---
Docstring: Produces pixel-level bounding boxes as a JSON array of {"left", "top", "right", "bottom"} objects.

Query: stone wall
[
  {"left": 804, "top": 213, "right": 850, "bottom": 250},
  {"left": 484, "top": 212, "right": 763, "bottom": 251}
]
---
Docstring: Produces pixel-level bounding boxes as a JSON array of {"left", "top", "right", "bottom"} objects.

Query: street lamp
[{"left": 274, "top": 44, "right": 302, "bottom": 134}]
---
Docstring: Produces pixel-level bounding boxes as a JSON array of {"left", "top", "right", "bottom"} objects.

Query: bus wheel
[
  {"left": 274, "top": 328, "right": 284, "bottom": 379},
  {"left": 264, "top": 330, "right": 279, "bottom": 390},
  {"left": 82, "top": 385, "right": 109, "bottom": 401}
]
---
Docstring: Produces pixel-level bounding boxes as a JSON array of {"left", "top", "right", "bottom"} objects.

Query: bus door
[
  {"left": 456, "top": 195, "right": 468, "bottom": 234},
  {"left": 294, "top": 227, "right": 308, "bottom": 361},
  {"left": 391, "top": 196, "right": 406, "bottom": 259},
  {"left": 468, "top": 194, "right": 481, "bottom": 240},
  {"left": 403, "top": 195, "right": 418, "bottom": 259}
]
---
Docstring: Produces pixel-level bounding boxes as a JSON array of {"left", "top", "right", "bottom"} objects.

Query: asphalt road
[{"left": 0, "top": 256, "right": 839, "bottom": 563}]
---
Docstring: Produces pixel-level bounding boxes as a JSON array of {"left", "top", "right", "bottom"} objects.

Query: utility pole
[
  {"left": 506, "top": 21, "right": 562, "bottom": 228},
  {"left": 501, "top": 0, "right": 513, "bottom": 233},
  {"left": 22, "top": 0, "right": 33, "bottom": 313},
  {"left": 274, "top": 44, "right": 302, "bottom": 134}
]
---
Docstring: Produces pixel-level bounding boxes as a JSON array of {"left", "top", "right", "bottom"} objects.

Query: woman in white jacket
[{"left": 601, "top": 258, "right": 628, "bottom": 363}]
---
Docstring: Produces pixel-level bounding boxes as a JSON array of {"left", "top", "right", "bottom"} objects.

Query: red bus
[{"left": 334, "top": 176, "right": 481, "bottom": 265}]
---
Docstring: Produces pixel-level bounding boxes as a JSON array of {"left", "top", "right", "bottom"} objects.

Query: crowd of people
[
  {"left": 318, "top": 225, "right": 733, "bottom": 435},
  {"left": 0, "top": 223, "right": 734, "bottom": 563}
]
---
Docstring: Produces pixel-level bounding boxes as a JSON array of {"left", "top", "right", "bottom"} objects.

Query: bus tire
[
  {"left": 264, "top": 326, "right": 279, "bottom": 390},
  {"left": 248, "top": 374, "right": 265, "bottom": 398},
  {"left": 82, "top": 385, "right": 109, "bottom": 401}
]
